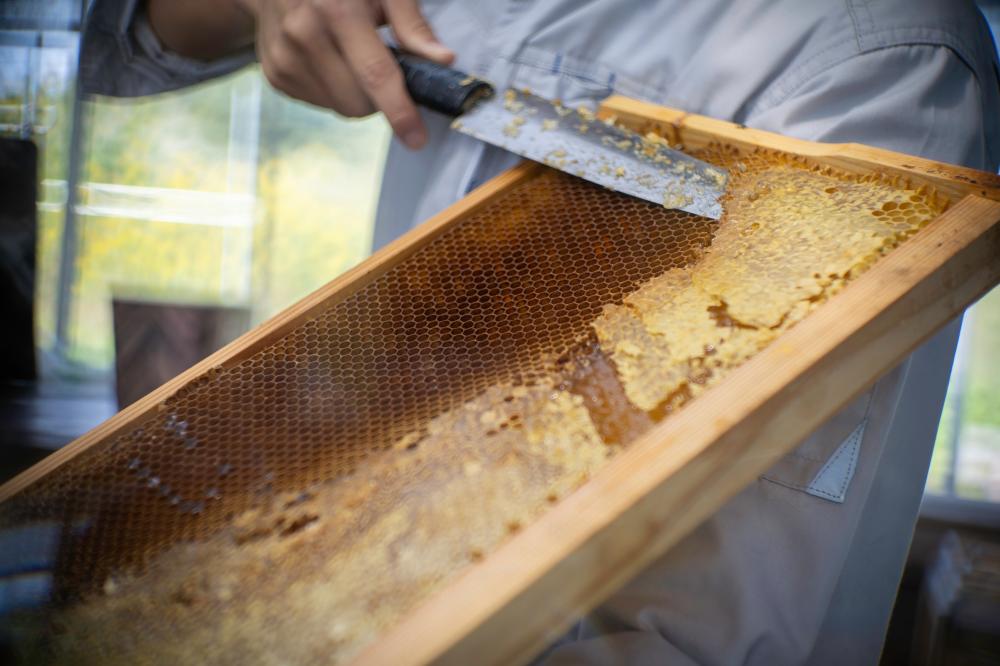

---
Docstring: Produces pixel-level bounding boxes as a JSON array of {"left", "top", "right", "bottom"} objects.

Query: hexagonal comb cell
[{"left": 0, "top": 143, "right": 948, "bottom": 663}]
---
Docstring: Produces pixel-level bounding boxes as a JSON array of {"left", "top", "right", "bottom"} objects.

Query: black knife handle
[{"left": 391, "top": 48, "right": 494, "bottom": 117}]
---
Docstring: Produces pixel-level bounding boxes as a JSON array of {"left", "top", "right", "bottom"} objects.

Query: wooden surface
[
  {"left": 0, "top": 162, "right": 542, "bottom": 504},
  {"left": 357, "top": 193, "right": 1000, "bottom": 666}
]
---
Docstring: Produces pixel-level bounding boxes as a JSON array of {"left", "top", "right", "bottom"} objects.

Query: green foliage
[
  {"left": 84, "top": 73, "right": 236, "bottom": 190},
  {"left": 963, "top": 286, "right": 1000, "bottom": 428},
  {"left": 925, "top": 285, "right": 1000, "bottom": 498}
]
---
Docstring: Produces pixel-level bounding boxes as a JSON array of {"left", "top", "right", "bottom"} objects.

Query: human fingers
[
  {"left": 245, "top": 0, "right": 340, "bottom": 108},
  {"left": 383, "top": 0, "right": 454, "bottom": 65},
  {"left": 259, "top": 33, "right": 343, "bottom": 109},
  {"left": 316, "top": 0, "right": 426, "bottom": 148},
  {"left": 278, "top": 4, "right": 376, "bottom": 116}
]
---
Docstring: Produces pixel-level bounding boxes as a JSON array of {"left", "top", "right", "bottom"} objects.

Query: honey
[{"left": 594, "top": 152, "right": 947, "bottom": 415}]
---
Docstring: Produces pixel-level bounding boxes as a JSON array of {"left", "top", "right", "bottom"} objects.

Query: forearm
[{"left": 146, "top": 0, "right": 255, "bottom": 61}]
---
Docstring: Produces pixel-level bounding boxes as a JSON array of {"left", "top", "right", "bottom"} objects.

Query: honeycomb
[
  {"left": 594, "top": 153, "right": 948, "bottom": 413},
  {"left": 0, "top": 137, "right": 948, "bottom": 664},
  {"left": 19, "top": 380, "right": 610, "bottom": 665}
]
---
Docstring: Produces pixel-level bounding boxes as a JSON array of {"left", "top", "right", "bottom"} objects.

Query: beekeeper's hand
[{"left": 148, "top": 0, "right": 454, "bottom": 149}]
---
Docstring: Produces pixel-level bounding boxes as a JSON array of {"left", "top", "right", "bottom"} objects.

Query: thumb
[{"left": 385, "top": 0, "right": 454, "bottom": 64}]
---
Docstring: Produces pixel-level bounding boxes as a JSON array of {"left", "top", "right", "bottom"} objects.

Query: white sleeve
[
  {"left": 79, "top": 0, "right": 256, "bottom": 98},
  {"left": 537, "top": 45, "right": 995, "bottom": 666}
]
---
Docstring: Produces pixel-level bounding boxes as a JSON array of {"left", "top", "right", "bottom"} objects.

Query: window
[
  {"left": 49, "top": 67, "right": 390, "bottom": 368},
  {"left": 925, "top": 286, "right": 1000, "bottom": 502}
]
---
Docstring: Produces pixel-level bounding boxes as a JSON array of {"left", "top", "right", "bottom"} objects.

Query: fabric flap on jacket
[
  {"left": 803, "top": 419, "right": 866, "bottom": 503},
  {"left": 761, "top": 387, "right": 872, "bottom": 503}
]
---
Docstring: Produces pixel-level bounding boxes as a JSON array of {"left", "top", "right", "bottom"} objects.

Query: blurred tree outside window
[
  {"left": 925, "top": 287, "right": 1000, "bottom": 502},
  {"left": 61, "top": 66, "right": 389, "bottom": 367}
]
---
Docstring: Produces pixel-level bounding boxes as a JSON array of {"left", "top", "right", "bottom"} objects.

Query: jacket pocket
[{"left": 761, "top": 387, "right": 874, "bottom": 503}]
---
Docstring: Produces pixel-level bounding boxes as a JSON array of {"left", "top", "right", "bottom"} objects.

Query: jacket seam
[
  {"left": 846, "top": 0, "right": 864, "bottom": 51},
  {"left": 505, "top": 47, "right": 666, "bottom": 104}
]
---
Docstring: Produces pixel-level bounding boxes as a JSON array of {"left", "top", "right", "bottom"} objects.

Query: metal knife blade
[
  {"left": 390, "top": 50, "right": 727, "bottom": 219},
  {"left": 451, "top": 89, "right": 728, "bottom": 220}
]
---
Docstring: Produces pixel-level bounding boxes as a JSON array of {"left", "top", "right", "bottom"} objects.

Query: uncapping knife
[{"left": 393, "top": 49, "right": 728, "bottom": 220}]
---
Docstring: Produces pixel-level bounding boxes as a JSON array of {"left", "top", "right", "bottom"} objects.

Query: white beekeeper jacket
[{"left": 82, "top": 1, "right": 1000, "bottom": 663}]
